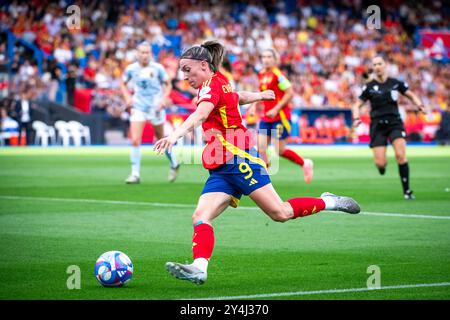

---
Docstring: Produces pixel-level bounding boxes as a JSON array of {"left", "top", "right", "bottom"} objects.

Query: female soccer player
[
  {"left": 120, "top": 41, "right": 179, "bottom": 184},
  {"left": 254, "top": 48, "right": 313, "bottom": 183},
  {"left": 352, "top": 55, "right": 426, "bottom": 200},
  {"left": 154, "top": 40, "right": 360, "bottom": 285}
]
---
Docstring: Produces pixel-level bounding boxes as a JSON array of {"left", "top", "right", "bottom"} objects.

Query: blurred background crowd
[{"left": 0, "top": 0, "right": 449, "bottom": 145}]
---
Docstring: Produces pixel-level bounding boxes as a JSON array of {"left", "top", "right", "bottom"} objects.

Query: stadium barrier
[{"left": 32, "top": 99, "right": 105, "bottom": 145}]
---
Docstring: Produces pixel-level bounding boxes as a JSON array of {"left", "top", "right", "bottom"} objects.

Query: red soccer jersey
[
  {"left": 258, "top": 67, "right": 292, "bottom": 123},
  {"left": 197, "top": 72, "right": 255, "bottom": 170}
]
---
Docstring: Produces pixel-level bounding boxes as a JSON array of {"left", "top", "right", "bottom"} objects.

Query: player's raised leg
[
  {"left": 372, "top": 146, "right": 387, "bottom": 175},
  {"left": 249, "top": 183, "right": 360, "bottom": 222},
  {"left": 126, "top": 118, "right": 146, "bottom": 184},
  {"left": 392, "top": 137, "right": 414, "bottom": 199},
  {"left": 153, "top": 121, "right": 180, "bottom": 182},
  {"left": 166, "top": 192, "right": 231, "bottom": 285},
  {"left": 275, "top": 137, "right": 314, "bottom": 184}
]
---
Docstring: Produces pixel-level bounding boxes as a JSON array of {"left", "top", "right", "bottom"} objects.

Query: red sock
[
  {"left": 192, "top": 223, "right": 215, "bottom": 260},
  {"left": 281, "top": 149, "right": 304, "bottom": 166},
  {"left": 287, "top": 197, "right": 325, "bottom": 219}
]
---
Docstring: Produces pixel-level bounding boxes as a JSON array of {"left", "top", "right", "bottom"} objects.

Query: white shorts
[{"left": 129, "top": 108, "right": 166, "bottom": 126}]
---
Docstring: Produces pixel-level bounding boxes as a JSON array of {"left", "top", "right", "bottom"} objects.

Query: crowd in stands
[{"left": 0, "top": 0, "right": 449, "bottom": 144}]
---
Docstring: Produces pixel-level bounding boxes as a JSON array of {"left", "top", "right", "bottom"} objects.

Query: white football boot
[
  {"left": 168, "top": 164, "right": 180, "bottom": 183},
  {"left": 165, "top": 262, "right": 207, "bottom": 285},
  {"left": 125, "top": 174, "right": 140, "bottom": 184},
  {"left": 321, "top": 192, "right": 361, "bottom": 214}
]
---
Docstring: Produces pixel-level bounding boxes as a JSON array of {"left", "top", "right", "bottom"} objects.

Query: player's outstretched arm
[
  {"left": 154, "top": 101, "right": 214, "bottom": 154},
  {"left": 238, "top": 90, "right": 275, "bottom": 105}
]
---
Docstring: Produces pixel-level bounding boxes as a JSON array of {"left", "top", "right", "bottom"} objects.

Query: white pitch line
[
  {"left": 0, "top": 195, "right": 193, "bottom": 208},
  {"left": 187, "top": 282, "right": 450, "bottom": 300},
  {"left": 357, "top": 211, "right": 450, "bottom": 220},
  {"left": 1, "top": 195, "right": 450, "bottom": 220}
]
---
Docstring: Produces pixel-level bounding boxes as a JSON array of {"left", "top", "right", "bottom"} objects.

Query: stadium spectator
[
  {"left": 18, "top": 59, "right": 35, "bottom": 83},
  {"left": 53, "top": 37, "right": 73, "bottom": 64},
  {"left": 65, "top": 62, "right": 77, "bottom": 106},
  {"left": 0, "top": 42, "right": 7, "bottom": 72},
  {"left": 82, "top": 56, "right": 97, "bottom": 89},
  {"left": 0, "top": 104, "right": 18, "bottom": 145},
  {"left": 11, "top": 86, "right": 34, "bottom": 145},
  {"left": 436, "top": 104, "right": 450, "bottom": 145},
  {"left": 46, "top": 59, "right": 61, "bottom": 102}
]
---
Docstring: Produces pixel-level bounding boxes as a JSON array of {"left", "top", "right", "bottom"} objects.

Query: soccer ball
[{"left": 94, "top": 251, "right": 133, "bottom": 287}]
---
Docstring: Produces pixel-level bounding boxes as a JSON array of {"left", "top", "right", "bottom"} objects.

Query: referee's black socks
[{"left": 398, "top": 162, "right": 410, "bottom": 194}]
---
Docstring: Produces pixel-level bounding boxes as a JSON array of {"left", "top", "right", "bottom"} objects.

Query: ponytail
[
  {"left": 180, "top": 40, "right": 225, "bottom": 72},
  {"left": 200, "top": 41, "right": 224, "bottom": 72}
]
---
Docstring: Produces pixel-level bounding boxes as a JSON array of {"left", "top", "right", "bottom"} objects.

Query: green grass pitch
[{"left": 0, "top": 145, "right": 449, "bottom": 300}]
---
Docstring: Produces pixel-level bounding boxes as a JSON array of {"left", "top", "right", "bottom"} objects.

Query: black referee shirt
[{"left": 359, "top": 77, "right": 409, "bottom": 119}]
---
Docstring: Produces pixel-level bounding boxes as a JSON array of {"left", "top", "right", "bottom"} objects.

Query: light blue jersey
[{"left": 123, "top": 61, "right": 169, "bottom": 111}]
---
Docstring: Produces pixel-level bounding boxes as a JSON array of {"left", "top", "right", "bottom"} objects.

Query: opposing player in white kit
[{"left": 120, "top": 42, "right": 180, "bottom": 183}]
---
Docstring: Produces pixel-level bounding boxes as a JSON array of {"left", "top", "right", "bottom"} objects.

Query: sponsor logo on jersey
[
  {"left": 197, "top": 86, "right": 212, "bottom": 103},
  {"left": 391, "top": 90, "right": 399, "bottom": 101},
  {"left": 199, "top": 86, "right": 211, "bottom": 97},
  {"left": 261, "top": 75, "right": 273, "bottom": 84}
]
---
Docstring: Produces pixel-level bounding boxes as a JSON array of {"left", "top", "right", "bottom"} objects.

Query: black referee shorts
[{"left": 369, "top": 118, "right": 406, "bottom": 148}]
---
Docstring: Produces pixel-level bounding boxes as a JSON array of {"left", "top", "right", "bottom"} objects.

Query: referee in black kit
[{"left": 352, "top": 55, "right": 427, "bottom": 200}]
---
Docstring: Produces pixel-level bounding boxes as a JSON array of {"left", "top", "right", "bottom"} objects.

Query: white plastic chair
[
  {"left": 48, "top": 126, "right": 57, "bottom": 145},
  {"left": 35, "top": 121, "right": 56, "bottom": 145},
  {"left": 82, "top": 125, "right": 91, "bottom": 145},
  {"left": 69, "top": 121, "right": 91, "bottom": 146},
  {"left": 67, "top": 120, "right": 87, "bottom": 146},
  {"left": 54, "top": 120, "right": 71, "bottom": 146},
  {"left": 32, "top": 121, "right": 51, "bottom": 147}
]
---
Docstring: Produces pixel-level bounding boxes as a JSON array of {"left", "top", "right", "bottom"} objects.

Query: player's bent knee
[
  {"left": 267, "top": 208, "right": 290, "bottom": 223},
  {"left": 192, "top": 210, "right": 212, "bottom": 225},
  {"left": 192, "top": 210, "right": 202, "bottom": 224},
  {"left": 271, "top": 214, "right": 290, "bottom": 223}
]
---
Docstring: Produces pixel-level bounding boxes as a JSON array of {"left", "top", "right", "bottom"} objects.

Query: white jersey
[{"left": 123, "top": 61, "right": 169, "bottom": 111}]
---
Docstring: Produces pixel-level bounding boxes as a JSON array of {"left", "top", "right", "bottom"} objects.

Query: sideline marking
[
  {"left": 186, "top": 281, "right": 450, "bottom": 300},
  {"left": 1, "top": 195, "right": 449, "bottom": 220}
]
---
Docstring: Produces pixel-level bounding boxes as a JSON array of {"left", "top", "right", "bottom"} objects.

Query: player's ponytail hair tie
[{"left": 180, "top": 40, "right": 225, "bottom": 73}]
